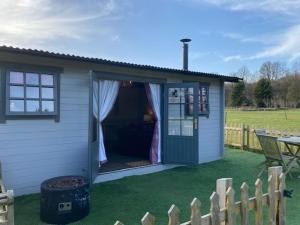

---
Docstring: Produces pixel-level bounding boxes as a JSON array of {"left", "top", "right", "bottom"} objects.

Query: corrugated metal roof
[{"left": 0, "top": 45, "right": 241, "bottom": 82}]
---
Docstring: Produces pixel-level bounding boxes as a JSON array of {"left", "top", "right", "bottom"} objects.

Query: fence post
[
  {"left": 246, "top": 125, "right": 250, "bottom": 149},
  {"left": 114, "top": 221, "right": 124, "bottom": 225},
  {"left": 168, "top": 205, "right": 180, "bottom": 225},
  {"left": 241, "top": 124, "right": 245, "bottom": 150},
  {"left": 226, "top": 187, "right": 235, "bottom": 225},
  {"left": 255, "top": 179, "right": 263, "bottom": 225},
  {"left": 141, "top": 212, "right": 155, "bottom": 225},
  {"left": 268, "top": 166, "right": 283, "bottom": 225},
  {"left": 278, "top": 173, "right": 286, "bottom": 225},
  {"left": 210, "top": 192, "right": 220, "bottom": 225},
  {"left": 268, "top": 174, "right": 276, "bottom": 225},
  {"left": 7, "top": 190, "right": 14, "bottom": 225},
  {"left": 190, "top": 198, "right": 201, "bottom": 225},
  {"left": 241, "top": 183, "right": 249, "bottom": 225},
  {"left": 216, "top": 178, "right": 232, "bottom": 225}
]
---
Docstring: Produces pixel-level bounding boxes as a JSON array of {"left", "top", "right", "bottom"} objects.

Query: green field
[{"left": 225, "top": 109, "right": 300, "bottom": 131}]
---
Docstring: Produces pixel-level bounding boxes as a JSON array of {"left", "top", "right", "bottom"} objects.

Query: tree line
[{"left": 226, "top": 61, "right": 300, "bottom": 108}]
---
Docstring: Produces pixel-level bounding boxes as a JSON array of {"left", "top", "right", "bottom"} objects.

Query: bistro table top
[{"left": 277, "top": 136, "right": 300, "bottom": 146}]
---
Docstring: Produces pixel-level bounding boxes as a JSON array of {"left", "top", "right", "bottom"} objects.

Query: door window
[{"left": 168, "top": 87, "right": 194, "bottom": 136}]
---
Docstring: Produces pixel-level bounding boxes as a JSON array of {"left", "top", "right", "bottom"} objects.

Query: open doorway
[{"left": 99, "top": 81, "right": 156, "bottom": 172}]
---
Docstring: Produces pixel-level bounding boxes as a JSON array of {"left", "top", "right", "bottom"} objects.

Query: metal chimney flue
[{"left": 180, "top": 38, "right": 191, "bottom": 71}]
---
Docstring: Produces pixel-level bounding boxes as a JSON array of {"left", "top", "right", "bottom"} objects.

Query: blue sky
[{"left": 1, "top": 0, "right": 300, "bottom": 75}]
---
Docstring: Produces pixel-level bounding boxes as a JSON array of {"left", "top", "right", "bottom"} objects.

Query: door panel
[
  {"left": 163, "top": 83, "right": 199, "bottom": 164},
  {"left": 88, "top": 73, "right": 99, "bottom": 184}
]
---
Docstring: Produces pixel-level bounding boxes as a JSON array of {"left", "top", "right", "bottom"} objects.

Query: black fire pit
[{"left": 40, "top": 176, "right": 90, "bottom": 224}]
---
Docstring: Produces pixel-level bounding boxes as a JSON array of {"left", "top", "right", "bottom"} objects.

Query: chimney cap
[{"left": 180, "top": 38, "right": 191, "bottom": 43}]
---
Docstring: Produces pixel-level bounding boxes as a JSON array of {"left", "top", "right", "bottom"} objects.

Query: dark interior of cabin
[{"left": 99, "top": 81, "right": 156, "bottom": 172}]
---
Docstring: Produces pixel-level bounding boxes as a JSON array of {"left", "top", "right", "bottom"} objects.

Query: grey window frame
[
  {"left": 0, "top": 62, "right": 62, "bottom": 123},
  {"left": 199, "top": 82, "right": 210, "bottom": 117}
]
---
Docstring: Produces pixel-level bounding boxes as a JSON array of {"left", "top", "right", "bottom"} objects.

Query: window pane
[
  {"left": 168, "top": 120, "right": 180, "bottom": 135},
  {"left": 186, "top": 93, "right": 193, "bottom": 104},
  {"left": 41, "top": 74, "right": 54, "bottom": 86},
  {"left": 10, "top": 100, "right": 24, "bottom": 112},
  {"left": 202, "top": 96, "right": 208, "bottom": 103},
  {"left": 168, "top": 88, "right": 180, "bottom": 103},
  {"left": 26, "top": 87, "right": 39, "bottom": 98},
  {"left": 181, "top": 120, "right": 193, "bottom": 136},
  {"left": 199, "top": 86, "right": 209, "bottom": 114},
  {"left": 180, "top": 88, "right": 186, "bottom": 103},
  {"left": 9, "top": 72, "right": 23, "bottom": 84},
  {"left": 42, "top": 101, "right": 54, "bottom": 112},
  {"left": 200, "top": 104, "right": 208, "bottom": 114},
  {"left": 26, "top": 73, "right": 39, "bottom": 85},
  {"left": 42, "top": 88, "right": 54, "bottom": 99},
  {"left": 10, "top": 86, "right": 24, "bottom": 98},
  {"left": 168, "top": 104, "right": 181, "bottom": 119},
  {"left": 201, "top": 87, "right": 207, "bottom": 96},
  {"left": 183, "top": 104, "right": 193, "bottom": 118},
  {"left": 183, "top": 88, "right": 193, "bottom": 103},
  {"left": 27, "top": 100, "right": 40, "bottom": 112}
]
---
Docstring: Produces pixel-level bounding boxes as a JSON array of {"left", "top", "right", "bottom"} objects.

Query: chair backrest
[
  {"left": 255, "top": 132, "right": 283, "bottom": 161},
  {"left": 255, "top": 129, "right": 266, "bottom": 135}
]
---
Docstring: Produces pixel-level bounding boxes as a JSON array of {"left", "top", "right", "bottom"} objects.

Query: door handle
[{"left": 194, "top": 118, "right": 198, "bottom": 129}]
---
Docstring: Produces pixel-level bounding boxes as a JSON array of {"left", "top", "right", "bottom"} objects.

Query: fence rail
[
  {"left": 115, "top": 166, "right": 286, "bottom": 225},
  {"left": 225, "top": 123, "right": 300, "bottom": 151}
]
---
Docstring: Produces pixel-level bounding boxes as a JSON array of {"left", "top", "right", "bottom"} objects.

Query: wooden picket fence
[
  {"left": 225, "top": 123, "right": 300, "bottom": 151},
  {"left": 114, "top": 166, "right": 286, "bottom": 225},
  {"left": 0, "top": 162, "right": 14, "bottom": 225}
]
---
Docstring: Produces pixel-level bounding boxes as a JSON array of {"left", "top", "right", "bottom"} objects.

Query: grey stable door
[{"left": 163, "top": 83, "right": 199, "bottom": 164}]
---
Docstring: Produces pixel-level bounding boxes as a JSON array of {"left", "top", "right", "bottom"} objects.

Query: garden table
[{"left": 277, "top": 136, "right": 300, "bottom": 169}]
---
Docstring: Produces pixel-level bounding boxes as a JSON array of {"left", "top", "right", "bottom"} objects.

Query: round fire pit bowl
[{"left": 40, "top": 176, "right": 90, "bottom": 224}]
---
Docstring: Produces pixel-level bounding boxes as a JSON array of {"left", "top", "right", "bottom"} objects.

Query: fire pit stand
[{"left": 40, "top": 176, "right": 90, "bottom": 224}]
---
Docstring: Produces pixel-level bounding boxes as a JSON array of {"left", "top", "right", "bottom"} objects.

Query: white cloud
[
  {"left": 220, "top": 32, "right": 279, "bottom": 45},
  {"left": 0, "top": 0, "right": 123, "bottom": 48},
  {"left": 249, "top": 24, "right": 300, "bottom": 61},
  {"left": 219, "top": 22, "right": 300, "bottom": 63},
  {"left": 223, "top": 55, "right": 242, "bottom": 62},
  {"left": 188, "top": 0, "right": 300, "bottom": 62},
  {"left": 111, "top": 35, "right": 120, "bottom": 42},
  {"left": 200, "top": 0, "right": 300, "bottom": 15},
  {"left": 190, "top": 51, "right": 224, "bottom": 61}
]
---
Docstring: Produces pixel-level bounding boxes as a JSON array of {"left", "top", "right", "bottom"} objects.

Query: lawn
[
  {"left": 225, "top": 108, "right": 300, "bottom": 131},
  {"left": 15, "top": 149, "right": 300, "bottom": 225}
]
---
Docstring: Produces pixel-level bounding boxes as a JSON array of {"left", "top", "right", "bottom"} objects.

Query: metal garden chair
[{"left": 255, "top": 130, "right": 294, "bottom": 178}]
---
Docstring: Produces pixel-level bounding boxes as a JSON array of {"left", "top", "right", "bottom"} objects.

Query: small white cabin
[{"left": 0, "top": 46, "right": 240, "bottom": 196}]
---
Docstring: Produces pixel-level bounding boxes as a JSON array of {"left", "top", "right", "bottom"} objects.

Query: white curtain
[
  {"left": 93, "top": 80, "right": 120, "bottom": 163},
  {"left": 149, "top": 84, "right": 161, "bottom": 163}
]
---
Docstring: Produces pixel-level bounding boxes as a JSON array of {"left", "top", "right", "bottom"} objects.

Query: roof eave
[{"left": 0, "top": 45, "right": 241, "bottom": 82}]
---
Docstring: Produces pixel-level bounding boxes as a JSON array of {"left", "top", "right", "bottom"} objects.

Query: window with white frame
[
  {"left": 199, "top": 83, "right": 209, "bottom": 116},
  {"left": 6, "top": 71, "right": 57, "bottom": 115}
]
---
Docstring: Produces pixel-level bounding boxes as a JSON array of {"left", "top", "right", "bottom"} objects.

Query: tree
[
  {"left": 225, "top": 83, "right": 234, "bottom": 107},
  {"left": 287, "top": 75, "right": 300, "bottom": 107},
  {"left": 254, "top": 78, "right": 273, "bottom": 107},
  {"left": 231, "top": 81, "right": 246, "bottom": 107},
  {"left": 244, "top": 82, "right": 255, "bottom": 106},
  {"left": 260, "top": 61, "right": 285, "bottom": 80},
  {"left": 236, "top": 66, "right": 251, "bottom": 82},
  {"left": 271, "top": 78, "right": 288, "bottom": 107},
  {"left": 291, "top": 60, "right": 300, "bottom": 74}
]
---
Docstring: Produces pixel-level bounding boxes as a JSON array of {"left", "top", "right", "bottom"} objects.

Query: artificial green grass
[
  {"left": 15, "top": 149, "right": 300, "bottom": 225},
  {"left": 225, "top": 109, "right": 300, "bottom": 131}
]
